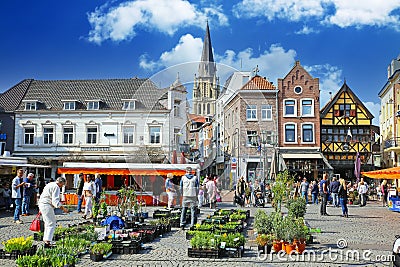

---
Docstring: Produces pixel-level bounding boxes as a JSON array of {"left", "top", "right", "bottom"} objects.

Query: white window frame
[
  {"left": 261, "top": 104, "right": 273, "bottom": 121},
  {"left": 301, "top": 98, "right": 314, "bottom": 117},
  {"left": 301, "top": 123, "right": 315, "bottom": 144},
  {"left": 284, "top": 123, "right": 297, "bottom": 144},
  {"left": 62, "top": 126, "right": 74, "bottom": 144},
  {"left": 43, "top": 127, "right": 54, "bottom": 145},
  {"left": 25, "top": 102, "right": 37, "bottom": 111},
  {"left": 149, "top": 126, "right": 161, "bottom": 144},
  {"left": 24, "top": 127, "right": 35, "bottom": 145},
  {"left": 123, "top": 126, "right": 135, "bottom": 144},
  {"left": 86, "top": 126, "right": 98, "bottom": 144},
  {"left": 246, "top": 130, "right": 258, "bottom": 147},
  {"left": 173, "top": 100, "right": 180, "bottom": 117},
  {"left": 63, "top": 102, "right": 76, "bottom": 110},
  {"left": 87, "top": 101, "right": 99, "bottom": 110},
  {"left": 284, "top": 99, "right": 297, "bottom": 117},
  {"left": 246, "top": 105, "right": 257, "bottom": 121},
  {"left": 122, "top": 101, "right": 136, "bottom": 110}
]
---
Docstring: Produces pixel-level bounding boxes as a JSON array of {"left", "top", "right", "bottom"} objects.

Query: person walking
[
  {"left": 12, "top": 169, "right": 25, "bottom": 224},
  {"left": 236, "top": 176, "right": 247, "bottom": 207},
  {"left": 180, "top": 167, "right": 199, "bottom": 230},
  {"left": 381, "top": 180, "right": 389, "bottom": 207},
  {"left": 319, "top": 173, "right": 329, "bottom": 216},
  {"left": 94, "top": 174, "right": 103, "bottom": 203},
  {"left": 37, "top": 177, "right": 46, "bottom": 197},
  {"left": 300, "top": 177, "right": 309, "bottom": 204},
  {"left": 82, "top": 175, "right": 95, "bottom": 219},
  {"left": 22, "top": 173, "right": 35, "bottom": 216},
  {"left": 357, "top": 181, "right": 368, "bottom": 207},
  {"left": 76, "top": 173, "right": 84, "bottom": 213},
  {"left": 311, "top": 180, "right": 319, "bottom": 204},
  {"left": 338, "top": 178, "right": 349, "bottom": 217},
  {"left": 38, "top": 177, "right": 69, "bottom": 247},
  {"left": 165, "top": 173, "right": 176, "bottom": 209},
  {"left": 329, "top": 177, "right": 340, "bottom": 207},
  {"left": 3, "top": 183, "right": 12, "bottom": 212},
  {"left": 205, "top": 176, "right": 217, "bottom": 209}
]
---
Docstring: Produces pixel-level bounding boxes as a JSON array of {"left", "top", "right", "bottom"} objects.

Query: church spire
[{"left": 198, "top": 21, "right": 216, "bottom": 77}]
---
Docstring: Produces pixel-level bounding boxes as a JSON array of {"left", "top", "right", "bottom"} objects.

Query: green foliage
[
  {"left": 287, "top": 197, "right": 307, "bottom": 218},
  {"left": 229, "top": 213, "right": 246, "bottom": 221},
  {"left": 220, "top": 233, "right": 245, "bottom": 248},
  {"left": 272, "top": 170, "right": 294, "bottom": 212},
  {"left": 56, "top": 237, "right": 90, "bottom": 255},
  {"left": 90, "top": 242, "right": 112, "bottom": 255},
  {"left": 17, "top": 247, "right": 78, "bottom": 267},
  {"left": 256, "top": 233, "right": 274, "bottom": 246},
  {"left": 254, "top": 210, "right": 273, "bottom": 234},
  {"left": 2, "top": 236, "right": 33, "bottom": 253}
]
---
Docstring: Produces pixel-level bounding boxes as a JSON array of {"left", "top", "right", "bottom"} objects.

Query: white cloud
[
  {"left": 305, "top": 64, "right": 343, "bottom": 107},
  {"left": 233, "top": 0, "right": 400, "bottom": 30},
  {"left": 87, "top": 0, "right": 228, "bottom": 44},
  {"left": 364, "top": 101, "right": 380, "bottom": 126},
  {"left": 295, "top": 25, "right": 319, "bottom": 35}
]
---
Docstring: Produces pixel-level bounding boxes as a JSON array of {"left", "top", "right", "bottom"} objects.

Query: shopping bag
[
  {"left": 29, "top": 212, "right": 42, "bottom": 232},
  {"left": 216, "top": 192, "right": 222, "bottom": 202}
]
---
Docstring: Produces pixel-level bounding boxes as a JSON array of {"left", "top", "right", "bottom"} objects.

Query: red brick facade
[{"left": 277, "top": 61, "right": 320, "bottom": 148}]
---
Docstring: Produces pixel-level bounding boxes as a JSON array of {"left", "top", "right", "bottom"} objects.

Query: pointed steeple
[{"left": 198, "top": 21, "right": 216, "bottom": 77}]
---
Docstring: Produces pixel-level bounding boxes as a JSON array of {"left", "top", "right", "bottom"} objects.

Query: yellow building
[{"left": 321, "top": 82, "right": 376, "bottom": 179}]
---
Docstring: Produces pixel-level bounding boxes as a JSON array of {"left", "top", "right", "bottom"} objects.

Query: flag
[{"left": 347, "top": 128, "right": 352, "bottom": 140}]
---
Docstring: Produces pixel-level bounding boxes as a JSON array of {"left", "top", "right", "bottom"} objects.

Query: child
[
  {"left": 3, "top": 183, "right": 11, "bottom": 212},
  {"left": 198, "top": 184, "right": 204, "bottom": 207}
]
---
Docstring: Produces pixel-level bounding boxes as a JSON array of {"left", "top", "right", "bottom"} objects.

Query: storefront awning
[
  {"left": 58, "top": 167, "right": 187, "bottom": 176},
  {"left": 281, "top": 153, "right": 323, "bottom": 159},
  {"left": 362, "top": 166, "right": 400, "bottom": 179}
]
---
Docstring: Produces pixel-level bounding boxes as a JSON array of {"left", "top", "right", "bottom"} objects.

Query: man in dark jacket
[
  {"left": 329, "top": 177, "right": 340, "bottom": 207},
  {"left": 76, "top": 173, "right": 84, "bottom": 213}
]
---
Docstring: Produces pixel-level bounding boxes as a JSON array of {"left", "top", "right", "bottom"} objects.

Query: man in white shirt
[
  {"left": 11, "top": 169, "right": 25, "bottom": 224},
  {"left": 38, "top": 177, "right": 69, "bottom": 247}
]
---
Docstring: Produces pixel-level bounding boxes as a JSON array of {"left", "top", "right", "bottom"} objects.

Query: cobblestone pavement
[{"left": 0, "top": 195, "right": 398, "bottom": 266}]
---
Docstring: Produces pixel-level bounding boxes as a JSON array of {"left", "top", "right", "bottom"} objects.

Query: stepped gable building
[
  {"left": 192, "top": 22, "right": 220, "bottom": 116},
  {"left": 277, "top": 61, "right": 332, "bottom": 180},
  {"left": 321, "top": 81, "right": 377, "bottom": 178}
]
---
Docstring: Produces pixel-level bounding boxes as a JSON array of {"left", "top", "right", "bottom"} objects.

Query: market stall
[
  {"left": 58, "top": 162, "right": 200, "bottom": 206},
  {"left": 361, "top": 167, "right": 400, "bottom": 212}
]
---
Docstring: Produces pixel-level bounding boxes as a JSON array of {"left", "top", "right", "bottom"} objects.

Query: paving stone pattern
[{"left": 0, "top": 194, "right": 398, "bottom": 267}]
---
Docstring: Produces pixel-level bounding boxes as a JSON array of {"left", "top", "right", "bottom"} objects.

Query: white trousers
[
  {"left": 85, "top": 196, "right": 93, "bottom": 216},
  {"left": 39, "top": 204, "right": 56, "bottom": 242},
  {"left": 167, "top": 192, "right": 175, "bottom": 208}
]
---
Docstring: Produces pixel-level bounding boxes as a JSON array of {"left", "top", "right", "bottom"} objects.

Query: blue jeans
[
  {"left": 22, "top": 195, "right": 31, "bottom": 214},
  {"left": 331, "top": 192, "right": 339, "bottom": 207},
  {"left": 312, "top": 193, "right": 318, "bottom": 204},
  {"left": 14, "top": 198, "right": 22, "bottom": 221},
  {"left": 339, "top": 197, "right": 348, "bottom": 215},
  {"left": 77, "top": 195, "right": 83, "bottom": 212},
  {"left": 180, "top": 204, "right": 196, "bottom": 227},
  {"left": 320, "top": 193, "right": 327, "bottom": 215},
  {"left": 301, "top": 191, "right": 308, "bottom": 204}
]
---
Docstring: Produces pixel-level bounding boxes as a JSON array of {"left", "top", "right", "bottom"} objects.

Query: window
[
  {"left": 86, "top": 126, "right": 98, "bottom": 144},
  {"left": 123, "top": 127, "right": 135, "bottom": 144},
  {"left": 24, "top": 127, "right": 34, "bottom": 144},
  {"left": 285, "top": 124, "right": 296, "bottom": 143},
  {"left": 149, "top": 126, "right": 161, "bottom": 144},
  {"left": 63, "top": 102, "right": 75, "bottom": 110},
  {"left": 261, "top": 105, "right": 272, "bottom": 120},
  {"left": 87, "top": 101, "right": 99, "bottom": 110},
  {"left": 122, "top": 101, "right": 135, "bottom": 110},
  {"left": 246, "top": 105, "right": 257, "bottom": 120},
  {"left": 25, "top": 102, "right": 36, "bottom": 111},
  {"left": 302, "top": 124, "right": 314, "bottom": 143},
  {"left": 246, "top": 130, "right": 258, "bottom": 146},
  {"left": 284, "top": 100, "right": 296, "bottom": 116},
  {"left": 43, "top": 127, "right": 54, "bottom": 144},
  {"left": 301, "top": 99, "right": 313, "bottom": 116},
  {"left": 339, "top": 104, "right": 351, "bottom": 117},
  {"left": 173, "top": 100, "right": 180, "bottom": 117},
  {"left": 294, "top": 86, "right": 302, "bottom": 94},
  {"left": 63, "top": 127, "right": 74, "bottom": 144}
]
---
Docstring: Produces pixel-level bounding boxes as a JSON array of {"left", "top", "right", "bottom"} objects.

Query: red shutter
[
  {"left": 350, "top": 110, "right": 356, "bottom": 117},
  {"left": 334, "top": 110, "right": 340, "bottom": 116}
]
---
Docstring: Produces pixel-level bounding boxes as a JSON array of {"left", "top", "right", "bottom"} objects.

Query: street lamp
[{"left": 260, "top": 131, "right": 269, "bottom": 184}]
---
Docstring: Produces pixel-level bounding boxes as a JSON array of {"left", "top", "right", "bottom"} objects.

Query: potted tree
[{"left": 256, "top": 234, "right": 274, "bottom": 254}]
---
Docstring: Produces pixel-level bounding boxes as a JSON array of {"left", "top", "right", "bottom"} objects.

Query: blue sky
[{"left": 2, "top": 0, "right": 400, "bottom": 125}]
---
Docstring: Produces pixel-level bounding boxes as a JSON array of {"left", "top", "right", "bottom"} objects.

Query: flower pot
[
  {"left": 272, "top": 241, "right": 282, "bottom": 252},
  {"left": 281, "top": 241, "right": 289, "bottom": 251},
  {"left": 285, "top": 244, "right": 296, "bottom": 255},
  {"left": 90, "top": 252, "right": 103, "bottom": 262},
  {"left": 258, "top": 244, "right": 272, "bottom": 254},
  {"left": 296, "top": 242, "right": 306, "bottom": 254}
]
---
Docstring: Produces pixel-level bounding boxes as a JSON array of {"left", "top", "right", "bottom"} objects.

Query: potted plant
[
  {"left": 272, "top": 170, "right": 294, "bottom": 212},
  {"left": 271, "top": 212, "right": 284, "bottom": 252},
  {"left": 287, "top": 197, "right": 307, "bottom": 218},
  {"left": 90, "top": 242, "right": 112, "bottom": 261},
  {"left": 256, "top": 234, "right": 273, "bottom": 254},
  {"left": 2, "top": 236, "right": 35, "bottom": 256}
]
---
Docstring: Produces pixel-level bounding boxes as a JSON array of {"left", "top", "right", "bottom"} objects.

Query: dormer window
[
  {"left": 63, "top": 101, "right": 76, "bottom": 110},
  {"left": 86, "top": 101, "right": 100, "bottom": 110},
  {"left": 23, "top": 100, "right": 38, "bottom": 111},
  {"left": 122, "top": 100, "right": 136, "bottom": 110}
]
